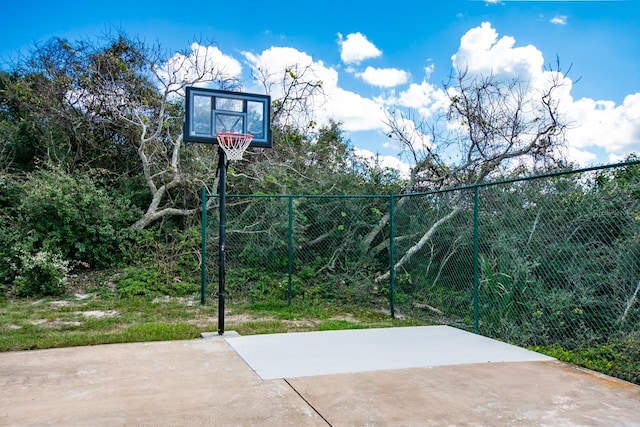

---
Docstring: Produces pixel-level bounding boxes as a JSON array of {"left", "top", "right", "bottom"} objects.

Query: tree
[
  {"left": 75, "top": 36, "right": 242, "bottom": 229},
  {"left": 0, "top": 39, "right": 149, "bottom": 174},
  {"left": 4, "top": 35, "right": 246, "bottom": 228},
  {"left": 371, "top": 67, "right": 570, "bottom": 281},
  {"left": 388, "top": 68, "right": 568, "bottom": 191},
  {"left": 1, "top": 35, "right": 377, "bottom": 231}
]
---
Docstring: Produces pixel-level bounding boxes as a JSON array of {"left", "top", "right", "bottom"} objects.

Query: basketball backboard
[{"left": 184, "top": 87, "right": 272, "bottom": 148}]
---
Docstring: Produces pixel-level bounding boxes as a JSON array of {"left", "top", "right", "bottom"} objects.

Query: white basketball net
[{"left": 216, "top": 132, "right": 253, "bottom": 161}]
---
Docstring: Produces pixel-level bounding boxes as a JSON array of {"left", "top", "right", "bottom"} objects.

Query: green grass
[
  {"left": 234, "top": 320, "right": 292, "bottom": 335},
  {"left": 0, "top": 297, "right": 209, "bottom": 351},
  {"left": 531, "top": 338, "right": 640, "bottom": 385},
  {"left": 0, "top": 294, "right": 427, "bottom": 352}
]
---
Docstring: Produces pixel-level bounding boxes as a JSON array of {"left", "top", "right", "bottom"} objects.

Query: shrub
[
  {"left": 114, "top": 266, "right": 198, "bottom": 298},
  {"left": 116, "top": 267, "right": 165, "bottom": 298},
  {"left": 134, "top": 225, "right": 202, "bottom": 283},
  {"left": 18, "top": 168, "right": 143, "bottom": 269},
  {"left": 0, "top": 174, "right": 23, "bottom": 285},
  {"left": 14, "top": 251, "right": 70, "bottom": 297}
]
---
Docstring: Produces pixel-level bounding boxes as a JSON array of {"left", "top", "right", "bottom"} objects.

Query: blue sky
[{"left": 1, "top": 0, "right": 639, "bottom": 171}]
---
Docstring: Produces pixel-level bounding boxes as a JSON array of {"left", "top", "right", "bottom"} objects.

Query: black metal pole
[
  {"left": 200, "top": 186, "right": 207, "bottom": 305},
  {"left": 217, "top": 147, "right": 227, "bottom": 335}
]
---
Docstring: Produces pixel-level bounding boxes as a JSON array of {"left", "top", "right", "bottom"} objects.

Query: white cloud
[
  {"left": 448, "top": 22, "right": 640, "bottom": 165},
  {"left": 565, "top": 93, "right": 640, "bottom": 161},
  {"left": 560, "top": 146, "right": 598, "bottom": 166},
  {"left": 394, "top": 81, "right": 449, "bottom": 118},
  {"left": 322, "top": 88, "right": 387, "bottom": 132},
  {"left": 550, "top": 15, "right": 568, "bottom": 25},
  {"left": 242, "top": 46, "right": 387, "bottom": 133},
  {"left": 243, "top": 46, "right": 338, "bottom": 93},
  {"left": 451, "top": 22, "right": 543, "bottom": 83},
  {"left": 161, "top": 43, "right": 242, "bottom": 92},
  {"left": 372, "top": 66, "right": 450, "bottom": 152},
  {"left": 338, "top": 32, "right": 382, "bottom": 65},
  {"left": 354, "top": 147, "right": 411, "bottom": 178},
  {"left": 424, "top": 63, "right": 435, "bottom": 79},
  {"left": 358, "top": 66, "right": 409, "bottom": 87}
]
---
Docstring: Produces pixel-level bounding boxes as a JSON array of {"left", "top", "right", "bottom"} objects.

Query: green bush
[
  {"left": 121, "top": 223, "right": 202, "bottom": 298},
  {"left": 17, "top": 168, "right": 142, "bottom": 269},
  {"left": 14, "top": 251, "right": 70, "bottom": 297},
  {"left": 0, "top": 215, "right": 20, "bottom": 286},
  {"left": 0, "top": 174, "right": 23, "bottom": 285},
  {"left": 249, "top": 273, "right": 289, "bottom": 302},
  {"left": 116, "top": 267, "right": 165, "bottom": 298},
  {"left": 171, "top": 280, "right": 199, "bottom": 297},
  {"left": 114, "top": 266, "right": 199, "bottom": 299},
  {"left": 142, "top": 225, "right": 201, "bottom": 282}
]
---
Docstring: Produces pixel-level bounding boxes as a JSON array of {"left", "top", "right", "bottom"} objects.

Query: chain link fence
[{"left": 203, "top": 161, "right": 640, "bottom": 383}]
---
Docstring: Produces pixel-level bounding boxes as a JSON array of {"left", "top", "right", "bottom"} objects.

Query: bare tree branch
[{"left": 375, "top": 206, "right": 461, "bottom": 283}]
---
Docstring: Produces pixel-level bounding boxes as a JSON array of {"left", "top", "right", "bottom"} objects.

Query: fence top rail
[
  {"left": 396, "top": 159, "right": 640, "bottom": 197},
  {"left": 203, "top": 159, "right": 639, "bottom": 199},
  {"left": 206, "top": 193, "right": 392, "bottom": 200}
]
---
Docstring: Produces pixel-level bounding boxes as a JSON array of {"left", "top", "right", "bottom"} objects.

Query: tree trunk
[
  {"left": 131, "top": 207, "right": 197, "bottom": 229},
  {"left": 375, "top": 207, "right": 461, "bottom": 283}
]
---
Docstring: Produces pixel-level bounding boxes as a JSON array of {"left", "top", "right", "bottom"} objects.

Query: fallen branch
[
  {"left": 375, "top": 207, "right": 461, "bottom": 283},
  {"left": 621, "top": 279, "right": 640, "bottom": 324},
  {"left": 414, "top": 303, "right": 444, "bottom": 315}
]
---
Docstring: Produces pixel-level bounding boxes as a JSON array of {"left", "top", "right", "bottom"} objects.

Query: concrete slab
[
  {"left": 225, "top": 325, "right": 554, "bottom": 379},
  {"left": 1, "top": 327, "right": 639, "bottom": 426},
  {"left": 288, "top": 361, "right": 640, "bottom": 426},
  {"left": 0, "top": 338, "right": 325, "bottom": 426}
]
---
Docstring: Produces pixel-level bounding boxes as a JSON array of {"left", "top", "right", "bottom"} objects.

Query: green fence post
[
  {"left": 389, "top": 193, "right": 396, "bottom": 319},
  {"left": 287, "top": 195, "right": 294, "bottom": 306},
  {"left": 473, "top": 186, "right": 480, "bottom": 333},
  {"left": 200, "top": 186, "right": 207, "bottom": 305}
]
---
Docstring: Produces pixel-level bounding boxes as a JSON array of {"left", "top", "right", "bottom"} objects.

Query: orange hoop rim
[
  {"left": 216, "top": 132, "right": 254, "bottom": 161},
  {"left": 216, "top": 132, "right": 253, "bottom": 139}
]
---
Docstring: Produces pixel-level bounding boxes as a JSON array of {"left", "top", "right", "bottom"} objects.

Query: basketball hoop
[{"left": 216, "top": 132, "right": 253, "bottom": 161}]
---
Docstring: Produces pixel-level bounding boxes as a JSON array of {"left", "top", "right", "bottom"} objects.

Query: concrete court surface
[
  {"left": 0, "top": 326, "right": 638, "bottom": 426},
  {"left": 224, "top": 326, "right": 555, "bottom": 380}
]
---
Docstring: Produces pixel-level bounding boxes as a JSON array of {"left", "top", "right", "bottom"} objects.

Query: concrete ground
[
  {"left": 225, "top": 326, "right": 555, "bottom": 380},
  {"left": 1, "top": 326, "right": 639, "bottom": 426}
]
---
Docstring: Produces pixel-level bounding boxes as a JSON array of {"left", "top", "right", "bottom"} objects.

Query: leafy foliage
[
  {"left": 17, "top": 168, "right": 142, "bottom": 268},
  {"left": 114, "top": 264, "right": 199, "bottom": 299},
  {"left": 14, "top": 251, "right": 69, "bottom": 297},
  {"left": 115, "top": 267, "right": 166, "bottom": 299},
  {"left": 532, "top": 333, "right": 640, "bottom": 385}
]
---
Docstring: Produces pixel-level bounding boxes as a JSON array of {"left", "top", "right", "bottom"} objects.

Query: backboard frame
[{"left": 184, "top": 87, "right": 272, "bottom": 148}]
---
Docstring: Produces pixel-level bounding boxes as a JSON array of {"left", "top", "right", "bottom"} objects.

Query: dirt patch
[
  {"left": 49, "top": 300, "right": 72, "bottom": 307},
  {"left": 283, "top": 318, "right": 322, "bottom": 329},
  {"left": 152, "top": 296, "right": 198, "bottom": 306},
  {"left": 67, "top": 270, "right": 108, "bottom": 294},
  {"left": 209, "top": 313, "right": 323, "bottom": 331},
  {"left": 41, "top": 294, "right": 95, "bottom": 308},
  {"left": 29, "top": 319, "right": 83, "bottom": 328},
  {"left": 330, "top": 313, "right": 361, "bottom": 323},
  {"left": 224, "top": 313, "right": 265, "bottom": 324},
  {"left": 78, "top": 310, "right": 118, "bottom": 319}
]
